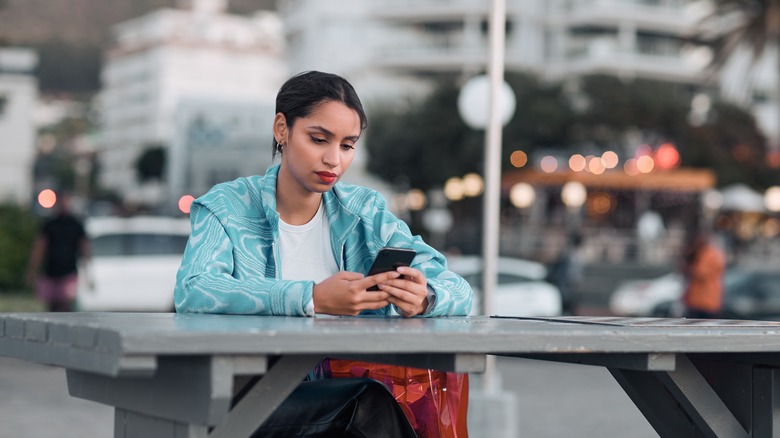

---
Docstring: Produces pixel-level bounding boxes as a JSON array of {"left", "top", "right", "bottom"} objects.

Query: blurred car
[
  {"left": 608, "top": 272, "right": 684, "bottom": 316},
  {"left": 652, "top": 269, "right": 780, "bottom": 321},
  {"left": 77, "top": 216, "right": 191, "bottom": 311},
  {"left": 447, "top": 255, "right": 562, "bottom": 317}
]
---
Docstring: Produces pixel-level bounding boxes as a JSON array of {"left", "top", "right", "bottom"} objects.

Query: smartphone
[{"left": 366, "top": 247, "right": 417, "bottom": 291}]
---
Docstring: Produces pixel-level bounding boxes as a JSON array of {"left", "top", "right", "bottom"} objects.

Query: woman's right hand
[{"left": 313, "top": 271, "right": 400, "bottom": 316}]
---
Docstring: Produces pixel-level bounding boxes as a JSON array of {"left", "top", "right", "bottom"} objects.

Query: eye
[
  {"left": 310, "top": 136, "right": 327, "bottom": 144},
  {"left": 341, "top": 144, "right": 355, "bottom": 151}
]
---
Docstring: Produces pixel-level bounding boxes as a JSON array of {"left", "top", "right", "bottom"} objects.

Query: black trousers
[{"left": 253, "top": 378, "right": 418, "bottom": 438}]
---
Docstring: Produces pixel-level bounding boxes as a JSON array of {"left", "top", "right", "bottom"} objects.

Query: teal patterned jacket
[{"left": 174, "top": 164, "right": 473, "bottom": 317}]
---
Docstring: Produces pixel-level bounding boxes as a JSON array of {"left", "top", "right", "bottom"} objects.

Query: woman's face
[{"left": 276, "top": 100, "right": 361, "bottom": 195}]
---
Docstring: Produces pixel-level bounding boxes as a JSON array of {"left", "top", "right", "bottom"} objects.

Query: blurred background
[{"left": 0, "top": 0, "right": 779, "bottom": 317}]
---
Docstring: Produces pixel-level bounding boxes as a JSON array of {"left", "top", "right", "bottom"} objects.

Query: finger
[
  {"left": 360, "top": 290, "right": 391, "bottom": 303},
  {"left": 396, "top": 266, "right": 426, "bottom": 284},
  {"left": 380, "top": 279, "right": 427, "bottom": 298},
  {"left": 378, "top": 283, "right": 424, "bottom": 304},
  {"left": 385, "top": 296, "right": 422, "bottom": 317},
  {"left": 338, "top": 271, "right": 365, "bottom": 281},
  {"left": 359, "top": 270, "right": 401, "bottom": 289},
  {"left": 360, "top": 298, "right": 391, "bottom": 311}
]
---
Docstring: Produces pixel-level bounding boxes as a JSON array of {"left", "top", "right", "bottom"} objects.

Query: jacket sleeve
[
  {"left": 369, "top": 194, "right": 473, "bottom": 317},
  {"left": 174, "top": 200, "right": 314, "bottom": 316}
]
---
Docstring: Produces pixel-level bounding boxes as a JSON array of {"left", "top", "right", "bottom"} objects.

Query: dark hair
[{"left": 272, "top": 71, "right": 367, "bottom": 158}]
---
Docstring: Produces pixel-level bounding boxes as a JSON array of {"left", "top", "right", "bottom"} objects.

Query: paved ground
[{"left": 0, "top": 355, "right": 658, "bottom": 437}]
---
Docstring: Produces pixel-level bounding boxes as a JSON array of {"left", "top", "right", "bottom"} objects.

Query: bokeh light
[
  {"left": 510, "top": 150, "right": 528, "bottom": 168},
  {"left": 462, "top": 173, "right": 484, "bottom": 197},
  {"left": 444, "top": 177, "right": 465, "bottom": 201},
  {"left": 38, "top": 189, "right": 57, "bottom": 209},
  {"left": 601, "top": 151, "right": 619, "bottom": 169},
  {"left": 178, "top": 195, "right": 195, "bottom": 214},
  {"left": 510, "top": 183, "right": 536, "bottom": 208},
  {"left": 569, "top": 154, "right": 586, "bottom": 172},
  {"left": 590, "top": 192, "right": 613, "bottom": 215},
  {"left": 655, "top": 143, "right": 680, "bottom": 170},
  {"left": 636, "top": 155, "right": 655, "bottom": 173},
  {"left": 540, "top": 156, "right": 558, "bottom": 173},
  {"left": 561, "top": 181, "right": 587, "bottom": 208},
  {"left": 407, "top": 189, "right": 428, "bottom": 211},
  {"left": 765, "top": 186, "right": 780, "bottom": 212},
  {"left": 588, "top": 156, "right": 606, "bottom": 175}
]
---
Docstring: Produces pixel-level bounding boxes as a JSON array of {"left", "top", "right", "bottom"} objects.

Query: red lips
[{"left": 316, "top": 172, "right": 337, "bottom": 184}]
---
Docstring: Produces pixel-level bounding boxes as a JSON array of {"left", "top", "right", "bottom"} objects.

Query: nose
[{"left": 322, "top": 144, "right": 340, "bottom": 168}]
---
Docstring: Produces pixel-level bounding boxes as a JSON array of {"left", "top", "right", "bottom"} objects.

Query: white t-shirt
[{"left": 278, "top": 201, "right": 339, "bottom": 315}]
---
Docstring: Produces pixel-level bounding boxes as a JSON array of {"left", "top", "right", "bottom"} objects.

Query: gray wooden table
[{"left": 2, "top": 313, "right": 780, "bottom": 437}]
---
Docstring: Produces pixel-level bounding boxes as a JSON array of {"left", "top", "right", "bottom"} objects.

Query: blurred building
[
  {"left": 277, "top": 0, "right": 775, "bottom": 145},
  {"left": 0, "top": 47, "right": 38, "bottom": 205},
  {"left": 170, "top": 98, "right": 274, "bottom": 200},
  {"left": 97, "top": 0, "right": 287, "bottom": 207},
  {"left": 279, "top": 0, "right": 711, "bottom": 102}
]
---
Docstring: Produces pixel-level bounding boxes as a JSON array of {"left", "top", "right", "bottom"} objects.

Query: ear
[{"left": 273, "top": 112, "right": 288, "bottom": 144}]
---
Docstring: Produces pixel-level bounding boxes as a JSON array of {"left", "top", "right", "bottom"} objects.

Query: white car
[
  {"left": 77, "top": 216, "right": 191, "bottom": 311},
  {"left": 447, "top": 255, "right": 562, "bottom": 317},
  {"left": 608, "top": 272, "right": 684, "bottom": 316}
]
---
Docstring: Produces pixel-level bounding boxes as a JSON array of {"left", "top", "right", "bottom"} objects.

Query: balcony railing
[{"left": 566, "top": 0, "right": 706, "bottom": 35}]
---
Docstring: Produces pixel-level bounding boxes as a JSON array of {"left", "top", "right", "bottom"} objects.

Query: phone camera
[{"left": 381, "top": 250, "right": 389, "bottom": 256}]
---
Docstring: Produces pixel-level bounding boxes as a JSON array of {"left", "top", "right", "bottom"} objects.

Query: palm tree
[
  {"left": 704, "top": 0, "right": 780, "bottom": 146},
  {"left": 706, "top": 0, "right": 780, "bottom": 67}
]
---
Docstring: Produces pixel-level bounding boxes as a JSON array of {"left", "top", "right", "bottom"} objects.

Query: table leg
[
  {"left": 610, "top": 354, "right": 755, "bottom": 438},
  {"left": 753, "top": 367, "right": 780, "bottom": 436},
  {"left": 208, "top": 355, "right": 323, "bottom": 438}
]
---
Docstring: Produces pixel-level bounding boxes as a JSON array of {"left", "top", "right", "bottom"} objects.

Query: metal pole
[{"left": 482, "top": 0, "right": 506, "bottom": 392}]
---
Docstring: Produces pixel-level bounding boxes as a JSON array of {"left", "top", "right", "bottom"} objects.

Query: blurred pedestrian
[
  {"left": 25, "top": 195, "right": 90, "bottom": 312},
  {"left": 680, "top": 232, "right": 725, "bottom": 319},
  {"left": 547, "top": 233, "right": 584, "bottom": 315}
]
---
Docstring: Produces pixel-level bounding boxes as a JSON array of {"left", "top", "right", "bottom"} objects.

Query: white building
[
  {"left": 97, "top": 0, "right": 287, "bottom": 206},
  {"left": 277, "top": 0, "right": 775, "bottom": 144},
  {"left": 170, "top": 98, "right": 275, "bottom": 199},
  {"left": 280, "top": 0, "right": 710, "bottom": 97},
  {"left": 0, "top": 48, "right": 38, "bottom": 205}
]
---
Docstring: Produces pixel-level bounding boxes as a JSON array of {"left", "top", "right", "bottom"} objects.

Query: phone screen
[{"left": 367, "top": 247, "right": 416, "bottom": 290}]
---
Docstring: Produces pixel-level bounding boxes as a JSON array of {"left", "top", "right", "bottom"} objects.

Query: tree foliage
[
  {"left": 704, "top": 0, "right": 780, "bottom": 68},
  {"left": 366, "top": 73, "right": 573, "bottom": 190},
  {"left": 135, "top": 145, "right": 167, "bottom": 182},
  {"left": 0, "top": 205, "right": 38, "bottom": 292},
  {"left": 366, "top": 73, "right": 775, "bottom": 191}
]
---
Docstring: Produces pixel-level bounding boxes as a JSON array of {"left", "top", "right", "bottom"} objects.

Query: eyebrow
[{"left": 308, "top": 125, "right": 360, "bottom": 142}]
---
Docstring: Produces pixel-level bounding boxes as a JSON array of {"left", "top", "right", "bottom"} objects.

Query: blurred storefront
[{"left": 499, "top": 167, "right": 717, "bottom": 265}]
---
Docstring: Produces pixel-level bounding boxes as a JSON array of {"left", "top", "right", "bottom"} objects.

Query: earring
[{"left": 276, "top": 141, "right": 284, "bottom": 153}]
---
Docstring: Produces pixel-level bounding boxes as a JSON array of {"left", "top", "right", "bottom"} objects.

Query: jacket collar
[{"left": 259, "top": 164, "right": 361, "bottom": 242}]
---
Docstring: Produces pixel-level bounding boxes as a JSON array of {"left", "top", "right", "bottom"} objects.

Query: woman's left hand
[{"left": 377, "top": 266, "right": 429, "bottom": 317}]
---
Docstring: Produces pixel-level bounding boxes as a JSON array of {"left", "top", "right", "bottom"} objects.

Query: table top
[{"left": 4, "top": 312, "right": 780, "bottom": 357}]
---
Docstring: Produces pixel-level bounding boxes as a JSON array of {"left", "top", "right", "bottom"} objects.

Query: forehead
[{"left": 297, "top": 100, "right": 361, "bottom": 135}]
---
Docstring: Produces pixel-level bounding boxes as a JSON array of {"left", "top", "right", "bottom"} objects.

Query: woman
[{"left": 175, "top": 71, "right": 473, "bottom": 436}]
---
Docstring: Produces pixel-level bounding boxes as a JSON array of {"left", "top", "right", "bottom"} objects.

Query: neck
[{"left": 276, "top": 167, "right": 323, "bottom": 225}]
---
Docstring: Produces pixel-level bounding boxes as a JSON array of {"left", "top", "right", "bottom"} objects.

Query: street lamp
[
  {"left": 456, "top": 73, "right": 516, "bottom": 317},
  {"left": 456, "top": 0, "right": 512, "bottom": 395}
]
